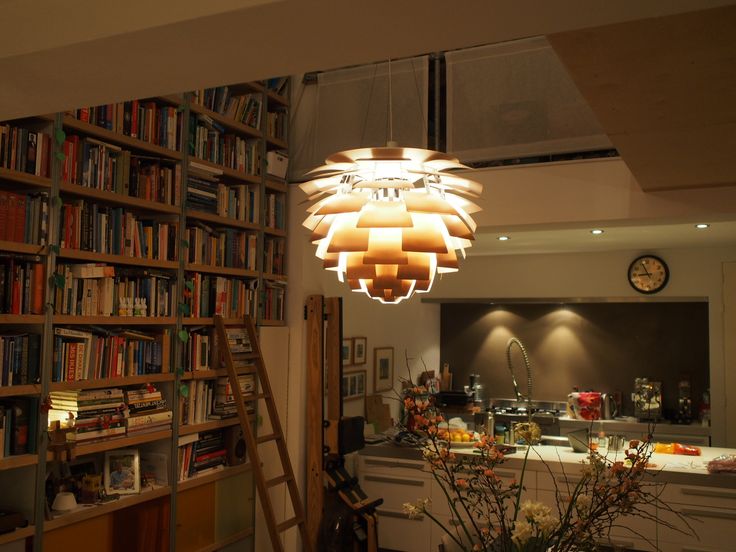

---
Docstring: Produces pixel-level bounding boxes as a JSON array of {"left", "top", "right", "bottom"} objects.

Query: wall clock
[{"left": 628, "top": 255, "right": 669, "bottom": 294}]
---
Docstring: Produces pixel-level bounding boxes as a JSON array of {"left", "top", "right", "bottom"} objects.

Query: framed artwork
[
  {"left": 104, "top": 449, "right": 140, "bottom": 495},
  {"left": 353, "top": 337, "right": 367, "bottom": 365},
  {"left": 342, "top": 338, "right": 354, "bottom": 365},
  {"left": 374, "top": 347, "right": 394, "bottom": 392},
  {"left": 342, "top": 370, "right": 366, "bottom": 401}
]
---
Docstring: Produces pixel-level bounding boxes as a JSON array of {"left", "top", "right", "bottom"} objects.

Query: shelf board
[
  {"left": 263, "top": 226, "right": 287, "bottom": 237},
  {"left": 182, "top": 317, "right": 243, "bottom": 326},
  {"left": 0, "top": 314, "right": 45, "bottom": 325},
  {"left": 266, "top": 136, "right": 288, "bottom": 150},
  {"left": 69, "top": 429, "right": 172, "bottom": 457},
  {"left": 178, "top": 462, "right": 252, "bottom": 493},
  {"left": 263, "top": 273, "right": 287, "bottom": 282},
  {"left": 178, "top": 418, "right": 241, "bottom": 436},
  {"left": 189, "top": 158, "right": 260, "bottom": 185},
  {"left": 0, "top": 167, "right": 52, "bottom": 189},
  {"left": 267, "top": 90, "right": 289, "bottom": 107},
  {"left": 187, "top": 210, "right": 259, "bottom": 231},
  {"left": 54, "top": 315, "right": 176, "bottom": 326},
  {"left": 61, "top": 116, "right": 183, "bottom": 160},
  {"left": 265, "top": 179, "right": 287, "bottom": 193},
  {"left": 181, "top": 369, "right": 225, "bottom": 380},
  {"left": 185, "top": 264, "right": 259, "bottom": 278},
  {"left": 50, "top": 373, "right": 175, "bottom": 391},
  {"left": 0, "top": 384, "right": 41, "bottom": 397},
  {"left": 189, "top": 102, "right": 262, "bottom": 139},
  {"left": 0, "top": 454, "right": 38, "bottom": 471},
  {"left": 59, "top": 182, "right": 181, "bottom": 214},
  {"left": 195, "top": 527, "right": 254, "bottom": 552},
  {"left": 0, "top": 524, "right": 35, "bottom": 546},
  {"left": 0, "top": 240, "right": 46, "bottom": 256},
  {"left": 44, "top": 485, "right": 171, "bottom": 532},
  {"left": 259, "top": 319, "right": 286, "bottom": 327},
  {"left": 58, "top": 248, "right": 179, "bottom": 270}
]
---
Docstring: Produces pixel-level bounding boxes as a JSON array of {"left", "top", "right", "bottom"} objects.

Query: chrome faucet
[{"left": 506, "top": 337, "right": 533, "bottom": 413}]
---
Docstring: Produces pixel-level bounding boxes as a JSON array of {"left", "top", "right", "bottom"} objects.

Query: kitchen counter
[
  {"left": 558, "top": 416, "right": 711, "bottom": 437},
  {"left": 359, "top": 441, "right": 736, "bottom": 488}
]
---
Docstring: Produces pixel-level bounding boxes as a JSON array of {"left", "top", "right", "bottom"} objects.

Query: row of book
[
  {"left": 179, "top": 374, "right": 255, "bottom": 427},
  {"left": 264, "top": 191, "right": 286, "bottom": 230},
  {"left": 267, "top": 108, "right": 288, "bottom": 142},
  {"left": 189, "top": 115, "right": 260, "bottom": 175},
  {"left": 185, "top": 224, "right": 257, "bottom": 270},
  {"left": 187, "top": 171, "right": 259, "bottom": 224},
  {"left": 0, "top": 398, "right": 38, "bottom": 457},
  {"left": 0, "top": 125, "right": 52, "bottom": 178},
  {"left": 0, "top": 333, "right": 41, "bottom": 386},
  {"left": 61, "top": 136, "right": 181, "bottom": 206},
  {"left": 47, "top": 385, "right": 172, "bottom": 443},
  {"left": 262, "top": 281, "right": 286, "bottom": 322},
  {"left": 184, "top": 273, "right": 257, "bottom": 319},
  {"left": 185, "top": 328, "right": 212, "bottom": 372},
  {"left": 264, "top": 237, "right": 285, "bottom": 276},
  {"left": 192, "top": 88, "right": 262, "bottom": 129},
  {"left": 0, "top": 256, "right": 44, "bottom": 315},
  {"left": 52, "top": 327, "right": 170, "bottom": 382},
  {"left": 265, "top": 77, "right": 288, "bottom": 96},
  {"left": 53, "top": 263, "right": 176, "bottom": 317},
  {"left": 0, "top": 191, "right": 48, "bottom": 245},
  {"left": 59, "top": 199, "right": 178, "bottom": 261},
  {"left": 178, "top": 430, "right": 228, "bottom": 481},
  {"left": 70, "top": 101, "right": 181, "bottom": 151}
]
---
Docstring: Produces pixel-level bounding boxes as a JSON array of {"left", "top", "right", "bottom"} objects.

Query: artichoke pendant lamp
[{"left": 300, "top": 62, "right": 483, "bottom": 304}]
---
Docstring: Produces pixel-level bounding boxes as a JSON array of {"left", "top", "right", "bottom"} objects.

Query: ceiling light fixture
[
  {"left": 497, "top": 236, "right": 510, "bottom": 241},
  {"left": 300, "top": 60, "right": 483, "bottom": 304},
  {"left": 590, "top": 229, "right": 604, "bottom": 235},
  {"left": 695, "top": 223, "right": 710, "bottom": 229}
]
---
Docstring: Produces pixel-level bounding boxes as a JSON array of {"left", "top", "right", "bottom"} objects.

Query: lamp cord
[
  {"left": 388, "top": 58, "right": 393, "bottom": 144},
  {"left": 360, "top": 62, "right": 379, "bottom": 147}
]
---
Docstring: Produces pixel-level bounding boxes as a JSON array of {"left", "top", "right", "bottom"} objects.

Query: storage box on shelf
[{"left": 0, "top": 76, "right": 289, "bottom": 551}]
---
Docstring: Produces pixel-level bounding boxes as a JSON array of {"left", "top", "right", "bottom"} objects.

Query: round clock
[{"left": 628, "top": 255, "right": 669, "bottom": 294}]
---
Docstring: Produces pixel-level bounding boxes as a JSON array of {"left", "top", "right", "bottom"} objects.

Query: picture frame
[
  {"left": 342, "top": 370, "right": 366, "bottom": 401},
  {"left": 342, "top": 338, "right": 354, "bottom": 365},
  {"left": 104, "top": 449, "right": 140, "bottom": 495},
  {"left": 353, "top": 337, "right": 367, "bottom": 365},
  {"left": 374, "top": 347, "right": 394, "bottom": 393}
]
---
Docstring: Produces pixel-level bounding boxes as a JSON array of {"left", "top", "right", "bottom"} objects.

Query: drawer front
[
  {"left": 361, "top": 472, "right": 429, "bottom": 512},
  {"left": 431, "top": 470, "right": 534, "bottom": 518},
  {"left": 658, "top": 503, "right": 736, "bottom": 548},
  {"left": 659, "top": 483, "right": 736, "bottom": 510},
  {"left": 360, "top": 456, "right": 429, "bottom": 478},
  {"left": 536, "top": 467, "right": 588, "bottom": 492},
  {"left": 375, "top": 508, "right": 430, "bottom": 551}
]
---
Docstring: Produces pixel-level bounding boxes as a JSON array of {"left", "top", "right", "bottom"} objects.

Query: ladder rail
[{"left": 214, "top": 315, "right": 313, "bottom": 552}]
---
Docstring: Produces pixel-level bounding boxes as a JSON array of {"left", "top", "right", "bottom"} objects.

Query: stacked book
[
  {"left": 192, "top": 88, "right": 263, "bottom": 129},
  {"left": 187, "top": 172, "right": 259, "bottom": 224},
  {"left": 0, "top": 255, "right": 45, "bottom": 315},
  {"left": 179, "top": 379, "right": 214, "bottom": 425},
  {"left": 0, "top": 124, "right": 52, "bottom": 178},
  {"left": 262, "top": 281, "right": 286, "bottom": 322},
  {"left": 267, "top": 107, "right": 288, "bottom": 141},
  {"left": 265, "top": 192, "right": 286, "bottom": 230},
  {"left": 130, "top": 156, "right": 181, "bottom": 206},
  {"left": 48, "top": 388, "right": 127, "bottom": 443},
  {"left": 263, "top": 236, "right": 285, "bottom": 275},
  {"left": 125, "top": 385, "right": 172, "bottom": 435},
  {"left": 0, "top": 333, "right": 41, "bottom": 386},
  {"left": 178, "top": 430, "right": 227, "bottom": 481},
  {"left": 211, "top": 374, "right": 255, "bottom": 419},
  {"left": 0, "top": 398, "right": 39, "bottom": 457},
  {"left": 185, "top": 328, "right": 211, "bottom": 373},
  {"left": 0, "top": 191, "right": 49, "bottom": 245},
  {"left": 184, "top": 273, "right": 257, "bottom": 319},
  {"left": 185, "top": 223, "right": 257, "bottom": 270},
  {"left": 188, "top": 114, "right": 260, "bottom": 175}
]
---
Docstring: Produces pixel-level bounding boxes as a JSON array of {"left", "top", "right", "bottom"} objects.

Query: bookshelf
[{"left": 0, "top": 76, "right": 289, "bottom": 552}]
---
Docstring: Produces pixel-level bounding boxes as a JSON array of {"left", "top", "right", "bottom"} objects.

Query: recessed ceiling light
[
  {"left": 695, "top": 223, "right": 710, "bottom": 229},
  {"left": 497, "top": 236, "right": 510, "bottom": 241},
  {"left": 590, "top": 229, "right": 604, "bottom": 235}
]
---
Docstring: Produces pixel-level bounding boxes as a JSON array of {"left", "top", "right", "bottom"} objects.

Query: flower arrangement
[{"left": 400, "top": 384, "right": 696, "bottom": 552}]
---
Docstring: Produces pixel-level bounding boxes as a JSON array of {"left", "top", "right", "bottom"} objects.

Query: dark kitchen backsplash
[{"left": 440, "top": 302, "right": 709, "bottom": 419}]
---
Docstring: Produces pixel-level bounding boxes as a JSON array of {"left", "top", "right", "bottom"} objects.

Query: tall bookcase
[{"left": 0, "top": 77, "right": 289, "bottom": 552}]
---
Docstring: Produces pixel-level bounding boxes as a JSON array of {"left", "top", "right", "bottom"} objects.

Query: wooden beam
[
  {"left": 325, "top": 297, "right": 342, "bottom": 456},
  {"left": 305, "top": 295, "right": 324, "bottom": 550}
]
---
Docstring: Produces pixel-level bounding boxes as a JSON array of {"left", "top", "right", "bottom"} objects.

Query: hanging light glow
[{"left": 300, "top": 146, "right": 483, "bottom": 304}]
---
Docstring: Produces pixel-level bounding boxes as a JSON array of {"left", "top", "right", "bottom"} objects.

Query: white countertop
[{"left": 558, "top": 417, "right": 711, "bottom": 436}]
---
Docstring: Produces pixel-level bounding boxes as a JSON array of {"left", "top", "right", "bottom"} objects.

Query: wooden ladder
[{"left": 214, "top": 315, "right": 312, "bottom": 552}]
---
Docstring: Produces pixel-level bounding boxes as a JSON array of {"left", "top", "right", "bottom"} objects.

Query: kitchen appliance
[
  {"left": 465, "top": 373, "right": 483, "bottom": 404},
  {"left": 601, "top": 393, "right": 618, "bottom": 419},
  {"left": 675, "top": 379, "right": 693, "bottom": 424},
  {"left": 632, "top": 378, "right": 663, "bottom": 421},
  {"left": 566, "top": 392, "right": 602, "bottom": 420}
]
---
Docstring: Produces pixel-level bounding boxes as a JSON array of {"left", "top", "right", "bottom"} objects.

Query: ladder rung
[
  {"left": 242, "top": 393, "right": 268, "bottom": 402},
  {"left": 265, "top": 474, "right": 292, "bottom": 488},
  {"left": 235, "top": 366, "right": 258, "bottom": 374},
  {"left": 256, "top": 433, "right": 282, "bottom": 444},
  {"left": 276, "top": 516, "right": 303, "bottom": 533}
]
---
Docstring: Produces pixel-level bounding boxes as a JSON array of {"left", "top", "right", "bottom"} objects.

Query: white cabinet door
[{"left": 375, "top": 508, "right": 431, "bottom": 552}]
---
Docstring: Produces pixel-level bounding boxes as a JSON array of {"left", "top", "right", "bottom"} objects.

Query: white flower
[
  {"left": 402, "top": 498, "right": 430, "bottom": 519},
  {"left": 512, "top": 520, "right": 534, "bottom": 545},
  {"left": 575, "top": 494, "right": 592, "bottom": 512}
]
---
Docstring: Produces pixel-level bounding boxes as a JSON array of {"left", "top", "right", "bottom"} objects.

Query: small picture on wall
[
  {"left": 104, "top": 449, "right": 140, "bottom": 495},
  {"left": 373, "top": 347, "right": 394, "bottom": 393},
  {"left": 353, "top": 337, "right": 367, "bottom": 365},
  {"left": 342, "top": 370, "right": 366, "bottom": 401},
  {"left": 342, "top": 338, "right": 353, "bottom": 366}
]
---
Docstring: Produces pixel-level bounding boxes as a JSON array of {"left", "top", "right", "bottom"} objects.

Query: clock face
[{"left": 628, "top": 255, "right": 669, "bottom": 294}]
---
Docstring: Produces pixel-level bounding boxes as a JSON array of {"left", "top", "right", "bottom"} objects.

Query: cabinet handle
[
  {"left": 596, "top": 539, "right": 634, "bottom": 548},
  {"left": 681, "top": 487, "right": 736, "bottom": 500},
  {"left": 377, "top": 509, "right": 424, "bottom": 521},
  {"left": 364, "top": 475, "right": 424, "bottom": 487},
  {"left": 365, "top": 459, "right": 424, "bottom": 470},
  {"left": 494, "top": 470, "right": 517, "bottom": 479},
  {"left": 682, "top": 508, "right": 736, "bottom": 520},
  {"left": 556, "top": 477, "right": 582, "bottom": 485}
]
